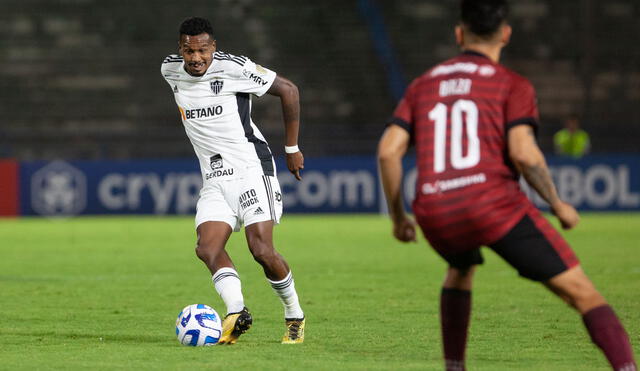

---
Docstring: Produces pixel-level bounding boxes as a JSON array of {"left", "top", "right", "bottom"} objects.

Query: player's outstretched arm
[
  {"left": 378, "top": 125, "right": 416, "bottom": 242},
  {"left": 267, "top": 75, "right": 303, "bottom": 180},
  {"left": 508, "top": 125, "right": 579, "bottom": 229}
]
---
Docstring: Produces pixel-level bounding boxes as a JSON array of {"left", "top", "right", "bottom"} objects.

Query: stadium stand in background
[{"left": 1, "top": 0, "right": 639, "bottom": 160}]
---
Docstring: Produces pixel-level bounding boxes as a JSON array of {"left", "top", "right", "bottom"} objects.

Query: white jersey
[{"left": 161, "top": 51, "right": 277, "bottom": 184}]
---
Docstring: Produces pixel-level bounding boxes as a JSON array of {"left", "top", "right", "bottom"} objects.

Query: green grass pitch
[{"left": 0, "top": 213, "right": 638, "bottom": 370}]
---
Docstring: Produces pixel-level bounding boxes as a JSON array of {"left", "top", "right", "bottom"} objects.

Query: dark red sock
[
  {"left": 440, "top": 288, "right": 471, "bottom": 371},
  {"left": 583, "top": 305, "right": 636, "bottom": 371}
]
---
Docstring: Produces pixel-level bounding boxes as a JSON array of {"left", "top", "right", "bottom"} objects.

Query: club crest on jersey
[{"left": 210, "top": 80, "right": 224, "bottom": 95}]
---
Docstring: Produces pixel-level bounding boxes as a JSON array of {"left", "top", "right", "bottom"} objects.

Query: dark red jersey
[{"left": 390, "top": 51, "right": 540, "bottom": 252}]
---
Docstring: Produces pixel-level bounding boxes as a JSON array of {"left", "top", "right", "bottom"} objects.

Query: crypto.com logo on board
[{"left": 31, "top": 161, "right": 87, "bottom": 216}]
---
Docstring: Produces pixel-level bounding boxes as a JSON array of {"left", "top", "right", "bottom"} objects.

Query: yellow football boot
[
  {"left": 218, "top": 307, "right": 252, "bottom": 345},
  {"left": 281, "top": 317, "right": 305, "bottom": 344}
]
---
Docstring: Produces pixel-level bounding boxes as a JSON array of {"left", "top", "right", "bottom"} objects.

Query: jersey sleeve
[
  {"left": 160, "top": 54, "right": 182, "bottom": 86},
  {"left": 160, "top": 54, "right": 177, "bottom": 83},
  {"left": 505, "top": 76, "right": 539, "bottom": 132},
  {"left": 387, "top": 83, "right": 415, "bottom": 135},
  {"left": 230, "top": 58, "right": 277, "bottom": 97}
]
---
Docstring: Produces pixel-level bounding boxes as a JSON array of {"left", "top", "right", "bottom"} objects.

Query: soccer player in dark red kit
[{"left": 377, "top": 1, "right": 636, "bottom": 370}]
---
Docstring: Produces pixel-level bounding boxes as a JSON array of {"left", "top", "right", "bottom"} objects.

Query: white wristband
[{"left": 284, "top": 145, "right": 300, "bottom": 154}]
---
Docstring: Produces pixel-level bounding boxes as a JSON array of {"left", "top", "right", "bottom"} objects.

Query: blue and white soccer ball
[{"left": 175, "top": 304, "right": 222, "bottom": 346}]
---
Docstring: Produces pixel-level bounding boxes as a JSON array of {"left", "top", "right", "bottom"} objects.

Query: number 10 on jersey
[{"left": 428, "top": 99, "right": 480, "bottom": 173}]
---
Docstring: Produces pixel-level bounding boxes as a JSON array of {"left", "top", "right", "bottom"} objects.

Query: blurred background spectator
[{"left": 554, "top": 115, "right": 591, "bottom": 158}]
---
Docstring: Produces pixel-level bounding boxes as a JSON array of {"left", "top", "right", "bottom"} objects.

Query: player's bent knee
[
  {"left": 194, "top": 240, "right": 223, "bottom": 262},
  {"left": 194, "top": 244, "right": 211, "bottom": 262},
  {"left": 247, "top": 231, "right": 280, "bottom": 264},
  {"left": 246, "top": 229, "right": 269, "bottom": 246},
  {"left": 444, "top": 266, "right": 476, "bottom": 290},
  {"left": 547, "top": 267, "right": 607, "bottom": 312},
  {"left": 246, "top": 230, "right": 276, "bottom": 258},
  {"left": 570, "top": 288, "right": 606, "bottom": 312},
  {"left": 249, "top": 242, "right": 277, "bottom": 265},
  {"left": 447, "top": 265, "right": 475, "bottom": 279}
]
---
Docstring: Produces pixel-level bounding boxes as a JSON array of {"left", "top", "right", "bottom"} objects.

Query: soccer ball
[{"left": 175, "top": 304, "right": 223, "bottom": 346}]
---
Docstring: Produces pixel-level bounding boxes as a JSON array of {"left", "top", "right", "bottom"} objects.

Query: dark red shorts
[{"left": 423, "top": 207, "right": 579, "bottom": 281}]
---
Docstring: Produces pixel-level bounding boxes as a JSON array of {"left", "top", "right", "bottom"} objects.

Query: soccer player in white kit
[{"left": 161, "top": 17, "right": 305, "bottom": 344}]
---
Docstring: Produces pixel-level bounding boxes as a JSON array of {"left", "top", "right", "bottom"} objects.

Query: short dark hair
[
  {"left": 566, "top": 113, "right": 580, "bottom": 121},
  {"left": 179, "top": 17, "right": 215, "bottom": 39},
  {"left": 460, "top": 0, "right": 509, "bottom": 37}
]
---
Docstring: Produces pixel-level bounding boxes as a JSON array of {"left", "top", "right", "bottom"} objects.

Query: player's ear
[
  {"left": 211, "top": 39, "right": 217, "bottom": 52},
  {"left": 455, "top": 25, "right": 464, "bottom": 47},
  {"left": 500, "top": 24, "right": 512, "bottom": 46}
]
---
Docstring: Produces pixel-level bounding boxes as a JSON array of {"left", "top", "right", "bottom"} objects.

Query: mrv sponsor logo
[
  {"left": 242, "top": 69, "right": 269, "bottom": 86},
  {"left": 248, "top": 74, "right": 269, "bottom": 86},
  {"left": 31, "top": 161, "right": 87, "bottom": 216}
]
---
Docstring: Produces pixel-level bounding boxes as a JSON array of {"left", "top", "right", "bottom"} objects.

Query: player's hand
[
  {"left": 393, "top": 217, "right": 417, "bottom": 243},
  {"left": 551, "top": 201, "right": 580, "bottom": 230},
  {"left": 286, "top": 151, "right": 304, "bottom": 181}
]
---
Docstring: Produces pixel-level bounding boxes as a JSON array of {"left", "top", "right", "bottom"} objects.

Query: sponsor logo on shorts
[
  {"left": 205, "top": 155, "right": 234, "bottom": 180},
  {"left": 239, "top": 189, "right": 259, "bottom": 209},
  {"left": 205, "top": 169, "right": 234, "bottom": 180},
  {"left": 275, "top": 191, "right": 282, "bottom": 202},
  {"left": 210, "top": 155, "right": 223, "bottom": 170},
  {"left": 253, "top": 207, "right": 264, "bottom": 215},
  {"left": 205, "top": 155, "right": 233, "bottom": 180}
]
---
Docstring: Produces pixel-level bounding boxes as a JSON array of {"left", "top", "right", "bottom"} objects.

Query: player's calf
[
  {"left": 583, "top": 305, "right": 636, "bottom": 370},
  {"left": 245, "top": 222, "right": 290, "bottom": 280},
  {"left": 547, "top": 266, "right": 636, "bottom": 369},
  {"left": 195, "top": 221, "right": 233, "bottom": 273}
]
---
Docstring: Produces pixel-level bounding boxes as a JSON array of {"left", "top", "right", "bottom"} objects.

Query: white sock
[
  {"left": 212, "top": 267, "right": 245, "bottom": 314},
  {"left": 267, "top": 271, "right": 304, "bottom": 319}
]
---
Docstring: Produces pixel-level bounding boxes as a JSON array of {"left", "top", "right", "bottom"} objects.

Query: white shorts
[{"left": 195, "top": 173, "right": 283, "bottom": 232}]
